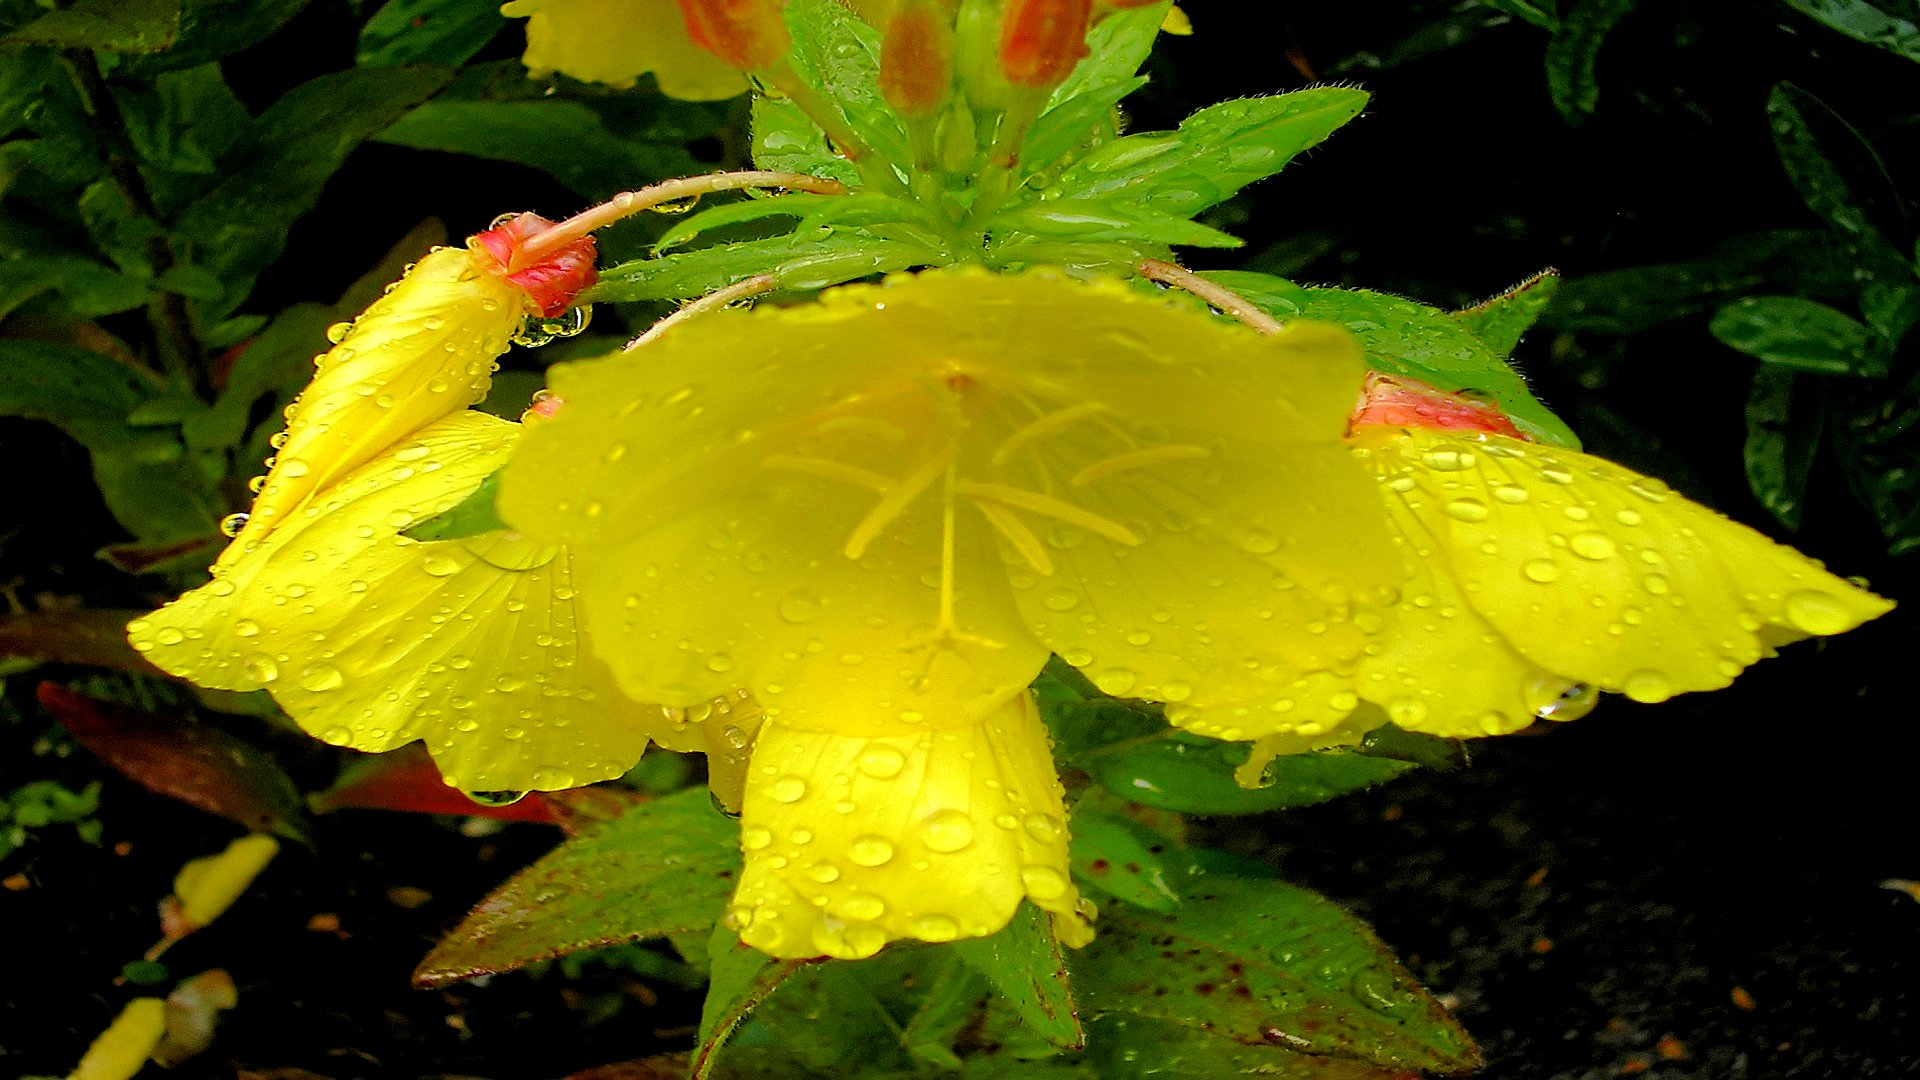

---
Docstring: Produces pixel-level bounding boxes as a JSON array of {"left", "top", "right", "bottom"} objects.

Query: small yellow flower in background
[
  {"left": 69, "top": 997, "right": 167, "bottom": 1080},
  {"left": 502, "top": 0, "right": 751, "bottom": 99},
  {"left": 133, "top": 413, "right": 660, "bottom": 793},
  {"left": 1338, "top": 376, "right": 1892, "bottom": 729},
  {"left": 164, "top": 834, "right": 280, "bottom": 939}
]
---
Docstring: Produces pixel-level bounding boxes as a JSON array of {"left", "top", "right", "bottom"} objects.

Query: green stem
[{"left": 764, "top": 67, "right": 910, "bottom": 198}]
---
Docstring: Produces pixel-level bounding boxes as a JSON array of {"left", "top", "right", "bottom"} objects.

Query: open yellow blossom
[
  {"left": 499, "top": 269, "right": 1398, "bottom": 735},
  {"left": 502, "top": 0, "right": 751, "bottom": 99},
  {"left": 131, "top": 412, "right": 660, "bottom": 792},
  {"left": 726, "top": 694, "right": 1092, "bottom": 959}
]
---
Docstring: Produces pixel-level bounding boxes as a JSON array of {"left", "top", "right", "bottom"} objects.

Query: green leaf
[
  {"left": 589, "top": 231, "right": 938, "bottom": 302},
  {"left": 358, "top": 0, "right": 505, "bottom": 67},
  {"left": 1832, "top": 370, "right": 1920, "bottom": 554},
  {"left": 1781, "top": 0, "right": 1920, "bottom": 62},
  {"left": 1709, "top": 295, "right": 1886, "bottom": 377},
  {"left": 1092, "top": 738, "right": 1417, "bottom": 817},
  {"left": 900, "top": 957, "right": 988, "bottom": 1070},
  {"left": 411, "top": 788, "right": 741, "bottom": 988},
  {"left": 1543, "top": 0, "right": 1635, "bottom": 124},
  {"left": 0, "top": 254, "right": 150, "bottom": 321},
  {"left": 1206, "top": 270, "right": 1581, "bottom": 447},
  {"left": 1044, "top": 88, "right": 1370, "bottom": 219},
  {"left": 0, "top": 340, "right": 164, "bottom": 451},
  {"left": 952, "top": 902, "right": 1085, "bottom": 1050},
  {"left": 1767, "top": 82, "right": 1920, "bottom": 342},
  {"left": 1482, "top": 0, "right": 1559, "bottom": 29},
  {"left": 1069, "top": 795, "right": 1185, "bottom": 911},
  {"left": 729, "top": 956, "right": 915, "bottom": 1074},
  {"left": 1743, "top": 366, "right": 1823, "bottom": 532},
  {"left": 1542, "top": 229, "right": 1852, "bottom": 335},
  {"left": 655, "top": 193, "right": 842, "bottom": 253},
  {"left": 374, "top": 99, "right": 700, "bottom": 201},
  {"left": 694, "top": 925, "right": 817, "bottom": 1080},
  {"left": 1021, "top": 76, "right": 1147, "bottom": 182},
  {"left": 992, "top": 200, "right": 1244, "bottom": 250},
  {"left": 781, "top": 0, "right": 912, "bottom": 174},
  {"left": 1020, "top": 1, "right": 1166, "bottom": 176},
  {"left": 78, "top": 179, "right": 165, "bottom": 276},
  {"left": 750, "top": 95, "right": 861, "bottom": 187},
  {"left": 3, "top": 0, "right": 180, "bottom": 52},
  {"left": 1087, "top": 1013, "right": 1444, "bottom": 1079},
  {"left": 114, "top": 64, "right": 252, "bottom": 193},
  {"left": 1076, "top": 875, "right": 1480, "bottom": 1074},
  {"left": 172, "top": 64, "right": 454, "bottom": 322},
  {"left": 1451, "top": 269, "right": 1560, "bottom": 357},
  {"left": 118, "top": 0, "right": 310, "bottom": 72},
  {"left": 402, "top": 470, "right": 506, "bottom": 541}
]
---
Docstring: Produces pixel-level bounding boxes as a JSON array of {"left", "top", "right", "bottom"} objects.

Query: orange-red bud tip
[
  {"left": 472, "top": 213, "right": 598, "bottom": 318},
  {"left": 1349, "top": 373, "right": 1526, "bottom": 439},
  {"left": 999, "top": 0, "right": 1092, "bottom": 89},
  {"left": 881, "top": 3, "right": 955, "bottom": 117},
  {"left": 674, "top": 0, "right": 791, "bottom": 72}
]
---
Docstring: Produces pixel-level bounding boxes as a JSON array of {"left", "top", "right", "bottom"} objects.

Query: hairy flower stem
[
  {"left": 1136, "top": 259, "right": 1285, "bottom": 336},
  {"left": 509, "top": 171, "right": 851, "bottom": 271},
  {"left": 625, "top": 274, "right": 777, "bottom": 350}
]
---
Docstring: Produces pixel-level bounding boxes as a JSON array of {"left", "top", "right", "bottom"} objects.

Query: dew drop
[
  {"left": 1492, "top": 484, "right": 1530, "bottom": 505},
  {"left": 1022, "top": 813, "right": 1061, "bottom": 844},
  {"left": 742, "top": 826, "right": 773, "bottom": 850},
  {"left": 856, "top": 744, "right": 906, "bottom": 779},
  {"left": 466, "top": 789, "right": 529, "bottom": 807},
  {"left": 1522, "top": 558, "right": 1560, "bottom": 583},
  {"left": 421, "top": 552, "right": 462, "bottom": 577},
  {"left": 245, "top": 655, "right": 279, "bottom": 683},
  {"left": 153, "top": 626, "right": 186, "bottom": 646},
  {"left": 706, "top": 652, "right": 735, "bottom": 673},
  {"left": 1569, "top": 532, "right": 1617, "bottom": 561},
  {"left": 911, "top": 913, "right": 961, "bottom": 942},
  {"left": 777, "top": 591, "right": 819, "bottom": 624},
  {"left": 298, "top": 662, "right": 345, "bottom": 692},
  {"left": 1785, "top": 590, "right": 1852, "bottom": 635},
  {"left": 806, "top": 862, "right": 840, "bottom": 883},
  {"left": 848, "top": 834, "right": 894, "bottom": 866},
  {"left": 233, "top": 619, "right": 260, "bottom": 638},
  {"left": 320, "top": 725, "right": 354, "bottom": 745},
  {"left": 1622, "top": 669, "right": 1673, "bottom": 704},
  {"left": 922, "top": 809, "right": 974, "bottom": 853},
  {"left": 1020, "top": 865, "right": 1069, "bottom": 900},
  {"left": 278, "top": 457, "right": 311, "bottom": 478},
  {"left": 1445, "top": 498, "right": 1489, "bottom": 523},
  {"left": 1094, "top": 668, "right": 1137, "bottom": 695},
  {"left": 1043, "top": 588, "right": 1080, "bottom": 612},
  {"left": 768, "top": 775, "right": 807, "bottom": 803},
  {"left": 219, "top": 513, "right": 250, "bottom": 538}
]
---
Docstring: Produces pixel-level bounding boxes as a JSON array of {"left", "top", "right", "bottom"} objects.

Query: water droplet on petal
[
  {"left": 466, "top": 789, "right": 529, "bottom": 807},
  {"left": 1569, "top": 532, "right": 1617, "bottom": 560},
  {"left": 911, "top": 913, "right": 961, "bottom": 942},
  {"left": 1445, "top": 498, "right": 1489, "bottom": 522},
  {"left": 768, "top": 775, "right": 807, "bottom": 803},
  {"left": 742, "top": 826, "right": 773, "bottom": 850},
  {"left": 1785, "top": 590, "right": 1852, "bottom": 635},
  {"left": 922, "top": 809, "right": 974, "bottom": 853},
  {"left": 1094, "top": 668, "right": 1137, "bottom": 695},
  {"left": 1622, "top": 669, "right": 1673, "bottom": 704},
  {"left": 1523, "top": 559, "right": 1560, "bottom": 583},
  {"left": 848, "top": 835, "right": 894, "bottom": 866},
  {"left": 856, "top": 744, "right": 906, "bottom": 779},
  {"left": 219, "top": 513, "right": 250, "bottom": 537},
  {"left": 421, "top": 552, "right": 462, "bottom": 577},
  {"left": 1021, "top": 865, "right": 1068, "bottom": 899},
  {"left": 298, "top": 662, "right": 345, "bottom": 692}
]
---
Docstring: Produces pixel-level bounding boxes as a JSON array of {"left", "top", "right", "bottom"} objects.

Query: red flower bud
[
  {"left": 674, "top": 0, "right": 790, "bottom": 73},
  {"left": 1348, "top": 372, "right": 1526, "bottom": 439},
  {"left": 471, "top": 213, "right": 599, "bottom": 318},
  {"left": 998, "top": 0, "right": 1092, "bottom": 89},
  {"left": 880, "top": 1, "right": 955, "bottom": 117}
]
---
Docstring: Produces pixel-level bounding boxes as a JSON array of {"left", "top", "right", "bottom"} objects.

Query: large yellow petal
[
  {"left": 1361, "top": 427, "right": 1893, "bottom": 702},
  {"left": 502, "top": 0, "right": 750, "bottom": 99},
  {"left": 726, "top": 693, "right": 1092, "bottom": 959},
  {"left": 501, "top": 270, "right": 1385, "bottom": 728},
  {"left": 224, "top": 245, "right": 526, "bottom": 560}
]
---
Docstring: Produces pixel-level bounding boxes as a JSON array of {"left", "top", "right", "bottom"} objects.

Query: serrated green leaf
[
  {"left": 375, "top": 99, "right": 699, "bottom": 201},
  {"left": 952, "top": 902, "right": 1085, "bottom": 1050},
  {"left": 589, "top": 231, "right": 937, "bottom": 302},
  {"left": 358, "top": 0, "right": 505, "bottom": 67},
  {"left": 728, "top": 956, "right": 914, "bottom": 1075},
  {"left": 411, "top": 788, "right": 741, "bottom": 988},
  {"left": 1782, "top": 0, "right": 1920, "bottom": 62},
  {"left": 173, "top": 64, "right": 453, "bottom": 322},
  {"left": 1743, "top": 366, "right": 1823, "bottom": 532},
  {"left": 1205, "top": 270, "right": 1580, "bottom": 447},
  {"left": 1767, "top": 81, "right": 1920, "bottom": 342},
  {"left": 1069, "top": 796, "right": 1184, "bottom": 911},
  {"left": 901, "top": 956, "right": 988, "bottom": 1070},
  {"left": 1544, "top": 0, "right": 1635, "bottom": 123},
  {"left": 1451, "top": 269, "right": 1559, "bottom": 357},
  {"left": 992, "top": 200, "right": 1243, "bottom": 250},
  {"left": 1710, "top": 295, "right": 1885, "bottom": 377},
  {"left": 402, "top": 469, "right": 506, "bottom": 541},
  {"left": 1021, "top": 75, "right": 1147, "bottom": 182},
  {"left": 654, "top": 193, "right": 841, "bottom": 253},
  {"left": 694, "top": 925, "right": 817, "bottom": 1080},
  {"left": 3, "top": 0, "right": 179, "bottom": 52},
  {"left": 1076, "top": 875, "right": 1480, "bottom": 1074},
  {"left": 1044, "top": 88, "right": 1369, "bottom": 219}
]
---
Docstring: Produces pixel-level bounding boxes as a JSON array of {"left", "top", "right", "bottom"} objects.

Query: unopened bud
[
  {"left": 881, "top": 1, "right": 955, "bottom": 117},
  {"left": 674, "top": 0, "right": 790, "bottom": 72},
  {"left": 471, "top": 213, "right": 599, "bottom": 317},
  {"left": 999, "top": 0, "right": 1092, "bottom": 89},
  {"left": 1348, "top": 373, "right": 1525, "bottom": 439}
]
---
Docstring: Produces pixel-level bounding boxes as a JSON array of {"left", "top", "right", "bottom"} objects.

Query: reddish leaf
[
  {"left": 565, "top": 1054, "right": 691, "bottom": 1080},
  {"left": 37, "top": 682, "right": 310, "bottom": 844},
  {"left": 0, "top": 609, "right": 163, "bottom": 675},
  {"left": 537, "top": 784, "right": 651, "bottom": 835},
  {"left": 310, "top": 745, "right": 558, "bottom": 824}
]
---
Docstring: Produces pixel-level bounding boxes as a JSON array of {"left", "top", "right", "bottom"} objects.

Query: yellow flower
[
  {"left": 499, "top": 269, "right": 1396, "bottom": 734},
  {"left": 70, "top": 998, "right": 168, "bottom": 1080},
  {"left": 131, "top": 412, "right": 660, "bottom": 793},
  {"left": 725, "top": 693, "right": 1092, "bottom": 959},
  {"left": 502, "top": 0, "right": 751, "bottom": 100},
  {"left": 1331, "top": 382, "right": 1892, "bottom": 734}
]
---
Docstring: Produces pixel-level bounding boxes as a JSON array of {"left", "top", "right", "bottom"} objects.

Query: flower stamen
[
  {"left": 971, "top": 498, "right": 1054, "bottom": 576},
  {"left": 763, "top": 454, "right": 896, "bottom": 493},
  {"left": 844, "top": 444, "right": 958, "bottom": 559},
  {"left": 1070, "top": 444, "right": 1211, "bottom": 486},
  {"left": 992, "top": 402, "right": 1107, "bottom": 465},
  {"left": 954, "top": 480, "right": 1141, "bottom": 546}
]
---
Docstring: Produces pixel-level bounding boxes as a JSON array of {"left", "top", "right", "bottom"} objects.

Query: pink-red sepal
[{"left": 471, "top": 213, "right": 598, "bottom": 318}]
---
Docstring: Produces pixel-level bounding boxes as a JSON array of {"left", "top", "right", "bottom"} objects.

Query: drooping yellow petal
[
  {"left": 135, "top": 412, "right": 660, "bottom": 792},
  {"left": 1360, "top": 427, "right": 1894, "bottom": 703},
  {"left": 226, "top": 245, "right": 527, "bottom": 558},
  {"left": 726, "top": 693, "right": 1091, "bottom": 959},
  {"left": 501, "top": 269, "right": 1389, "bottom": 732},
  {"left": 169, "top": 834, "right": 279, "bottom": 934},
  {"left": 70, "top": 998, "right": 167, "bottom": 1080},
  {"left": 502, "top": 0, "right": 751, "bottom": 100}
]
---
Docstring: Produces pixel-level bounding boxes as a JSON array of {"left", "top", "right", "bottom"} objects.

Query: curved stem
[
  {"left": 624, "top": 274, "right": 778, "bottom": 351},
  {"left": 1135, "top": 259, "right": 1285, "bottom": 336},
  {"left": 510, "top": 171, "right": 849, "bottom": 272}
]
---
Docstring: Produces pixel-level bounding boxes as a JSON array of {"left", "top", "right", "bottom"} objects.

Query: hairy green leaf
[
  {"left": 411, "top": 788, "right": 741, "bottom": 988},
  {"left": 1092, "top": 737, "right": 1417, "bottom": 817},
  {"left": 1832, "top": 371, "right": 1920, "bottom": 554},
  {"left": 589, "top": 231, "right": 937, "bottom": 302},
  {"left": 1451, "top": 269, "right": 1560, "bottom": 357},
  {"left": 1710, "top": 295, "right": 1885, "bottom": 377},
  {"left": 1070, "top": 796, "right": 1185, "bottom": 911},
  {"left": 654, "top": 193, "right": 841, "bottom": 253},
  {"left": 751, "top": 95, "right": 860, "bottom": 187},
  {"left": 993, "top": 200, "right": 1244, "bottom": 250},
  {"left": 695, "top": 926, "right": 817, "bottom": 1080},
  {"left": 782, "top": 0, "right": 911, "bottom": 176},
  {"left": 1044, "top": 88, "right": 1369, "bottom": 219},
  {"left": 952, "top": 902, "right": 1085, "bottom": 1050}
]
